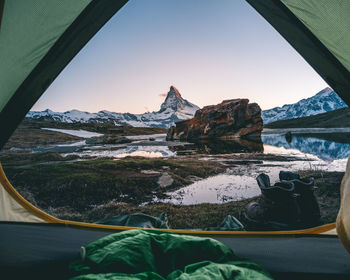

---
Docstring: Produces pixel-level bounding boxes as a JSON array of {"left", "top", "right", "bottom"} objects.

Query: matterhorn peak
[
  {"left": 169, "top": 85, "right": 182, "bottom": 99},
  {"left": 158, "top": 86, "right": 200, "bottom": 119}
]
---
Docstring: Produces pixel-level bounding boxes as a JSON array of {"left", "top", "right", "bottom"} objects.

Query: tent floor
[{"left": 0, "top": 223, "right": 350, "bottom": 280}]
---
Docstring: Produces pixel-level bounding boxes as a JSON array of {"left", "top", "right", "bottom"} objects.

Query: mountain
[
  {"left": 264, "top": 107, "right": 350, "bottom": 129},
  {"left": 26, "top": 86, "right": 199, "bottom": 128},
  {"left": 262, "top": 87, "right": 347, "bottom": 124}
]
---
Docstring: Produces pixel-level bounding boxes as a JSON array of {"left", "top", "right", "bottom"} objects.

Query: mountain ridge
[
  {"left": 27, "top": 86, "right": 347, "bottom": 128},
  {"left": 27, "top": 86, "right": 199, "bottom": 128},
  {"left": 264, "top": 107, "right": 350, "bottom": 129},
  {"left": 261, "top": 87, "right": 346, "bottom": 124}
]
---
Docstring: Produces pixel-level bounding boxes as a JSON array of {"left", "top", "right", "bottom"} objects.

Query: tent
[{"left": 0, "top": 0, "right": 350, "bottom": 279}]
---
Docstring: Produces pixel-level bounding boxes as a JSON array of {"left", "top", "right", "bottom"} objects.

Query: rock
[
  {"left": 166, "top": 99, "right": 263, "bottom": 141},
  {"left": 86, "top": 135, "right": 131, "bottom": 145},
  {"left": 157, "top": 173, "right": 174, "bottom": 188},
  {"left": 285, "top": 131, "right": 292, "bottom": 143}
]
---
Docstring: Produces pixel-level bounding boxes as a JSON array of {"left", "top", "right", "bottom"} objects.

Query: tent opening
[{"left": 0, "top": 0, "right": 347, "bottom": 233}]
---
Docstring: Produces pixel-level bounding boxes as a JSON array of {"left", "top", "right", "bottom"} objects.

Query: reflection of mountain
[
  {"left": 170, "top": 138, "right": 263, "bottom": 155},
  {"left": 262, "top": 134, "right": 350, "bottom": 160}
]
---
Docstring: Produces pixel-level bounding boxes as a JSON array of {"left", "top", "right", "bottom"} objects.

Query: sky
[{"left": 32, "top": 0, "right": 328, "bottom": 114}]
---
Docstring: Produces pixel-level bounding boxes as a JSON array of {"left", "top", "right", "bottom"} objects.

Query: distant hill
[
  {"left": 262, "top": 87, "right": 346, "bottom": 124},
  {"left": 265, "top": 107, "right": 350, "bottom": 128}
]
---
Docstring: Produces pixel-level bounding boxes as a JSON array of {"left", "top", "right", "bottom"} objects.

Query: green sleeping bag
[{"left": 70, "top": 229, "right": 273, "bottom": 280}]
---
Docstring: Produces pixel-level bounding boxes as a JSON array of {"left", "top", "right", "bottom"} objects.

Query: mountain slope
[
  {"left": 27, "top": 86, "right": 199, "bottom": 128},
  {"left": 265, "top": 107, "right": 350, "bottom": 128},
  {"left": 262, "top": 87, "right": 346, "bottom": 124}
]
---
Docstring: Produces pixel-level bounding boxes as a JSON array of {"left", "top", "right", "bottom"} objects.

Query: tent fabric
[
  {"left": 0, "top": 223, "right": 349, "bottom": 280},
  {"left": 0, "top": 0, "right": 341, "bottom": 236},
  {"left": 0, "top": 0, "right": 91, "bottom": 112},
  {"left": 246, "top": 0, "right": 350, "bottom": 106},
  {"left": 337, "top": 156, "right": 350, "bottom": 253},
  {"left": 95, "top": 213, "right": 169, "bottom": 229},
  {"left": 69, "top": 229, "right": 273, "bottom": 280},
  {"left": 0, "top": 0, "right": 128, "bottom": 149},
  {"left": 0, "top": 181, "right": 44, "bottom": 222},
  {"left": 0, "top": 163, "right": 60, "bottom": 223},
  {"left": 281, "top": 0, "right": 350, "bottom": 72}
]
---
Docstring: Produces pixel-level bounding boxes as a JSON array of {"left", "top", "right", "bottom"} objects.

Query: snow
[
  {"left": 27, "top": 87, "right": 199, "bottom": 128},
  {"left": 41, "top": 128, "right": 103, "bottom": 138},
  {"left": 68, "top": 145, "right": 176, "bottom": 158},
  {"left": 262, "top": 87, "right": 346, "bottom": 124}
]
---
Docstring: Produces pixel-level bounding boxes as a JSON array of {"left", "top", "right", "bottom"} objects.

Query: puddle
[{"left": 158, "top": 146, "right": 348, "bottom": 205}]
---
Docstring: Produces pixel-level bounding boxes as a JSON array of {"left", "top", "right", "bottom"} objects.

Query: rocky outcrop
[{"left": 166, "top": 99, "right": 263, "bottom": 141}]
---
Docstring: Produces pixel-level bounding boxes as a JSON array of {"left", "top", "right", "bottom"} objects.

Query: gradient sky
[{"left": 32, "top": 0, "right": 328, "bottom": 114}]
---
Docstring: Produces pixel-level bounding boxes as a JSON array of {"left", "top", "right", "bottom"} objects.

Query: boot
[
  {"left": 279, "top": 171, "right": 321, "bottom": 227},
  {"left": 241, "top": 173, "right": 301, "bottom": 230}
]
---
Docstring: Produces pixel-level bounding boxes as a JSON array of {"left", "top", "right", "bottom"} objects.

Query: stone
[
  {"left": 157, "top": 172, "right": 174, "bottom": 188},
  {"left": 166, "top": 99, "right": 263, "bottom": 141}
]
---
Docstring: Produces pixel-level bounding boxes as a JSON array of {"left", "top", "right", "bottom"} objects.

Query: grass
[
  {"left": 3, "top": 118, "right": 167, "bottom": 149},
  {"left": 2, "top": 156, "right": 225, "bottom": 212},
  {"left": 48, "top": 199, "right": 256, "bottom": 229},
  {"left": 1, "top": 154, "right": 342, "bottom": 228}
]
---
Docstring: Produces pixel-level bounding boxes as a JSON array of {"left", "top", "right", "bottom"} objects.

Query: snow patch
[{"left": 41, "top": 128, "right": 103, "bottom": 138}]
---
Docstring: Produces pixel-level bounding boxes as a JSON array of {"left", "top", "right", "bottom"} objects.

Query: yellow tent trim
[
  {"left": 0, "top": 163, "right": 336, "bottom": 236},
  {"left": 0, "top": 163, "right": 61, "bottom": 223}
]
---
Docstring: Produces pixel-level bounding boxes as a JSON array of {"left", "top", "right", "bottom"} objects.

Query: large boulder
[{"left": 166, "top": 99, "right": 263, "bottom": 141}]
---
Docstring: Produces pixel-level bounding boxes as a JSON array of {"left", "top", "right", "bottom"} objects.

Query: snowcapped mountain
[
  {"left": 27, "top": 86, "right": 199, "bottom": 128},
  {"left": 262, "top": 87, "right": 347, "bottom": 124}
]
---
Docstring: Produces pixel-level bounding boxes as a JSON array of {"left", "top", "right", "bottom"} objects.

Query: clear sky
[{"left": 32, "top": 0, "right": 328, "bottom": 114}]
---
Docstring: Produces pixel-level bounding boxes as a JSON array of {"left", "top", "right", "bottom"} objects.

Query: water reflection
[
  {"left": 170, "top": 138, "right": 264, "bottom": 155},
  {"left": 262, "top": 133, "right": 350, "bottom": 161}
]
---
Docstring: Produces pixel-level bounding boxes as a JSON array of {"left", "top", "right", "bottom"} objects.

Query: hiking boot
[
  {"left": 279, "top": 171, "right": 321, "bottom": 227},
  {"left": 241, "top": 173, "right": 301, "bottom": 230}
]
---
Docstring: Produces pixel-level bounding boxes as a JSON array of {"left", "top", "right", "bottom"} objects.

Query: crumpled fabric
[{"left": 70, "top": 229, "right": 273, "bottom": 280}]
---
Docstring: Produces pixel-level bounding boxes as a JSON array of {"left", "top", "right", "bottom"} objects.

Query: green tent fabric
[
  {"left": 69, "top": 229, "right": 273, "bottom": 280},
  {"left": 0, "top": 0, "right": 90, "bottom": 112},
  {"left": 0, "top": 0, "right": 128, "bottom": 149},
  {"left": 247, "top": 0, "right": 350, "bottom": 106},
  {"left": 281, "top": 0, "right": 350, "bottom": 72},
  {"left": 205, "top": 215, "right": 245, "bottom": 231},
  {"left": 95, "top": 213, "right": 169, "bottom": 229}
]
